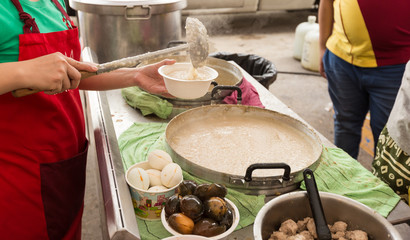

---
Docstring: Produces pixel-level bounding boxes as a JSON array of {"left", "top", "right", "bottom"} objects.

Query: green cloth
[
  {"left": 118, "top": 122, "right": 401, "bottom": 239},
  {"left": 300, "top": 147, "right": 401, "bottom": 217},
  {"left": 118, "top": 122, "right": 265, "bottom": 240},
  {"left": 122, "top": 87, "right": 173, "bottom": 120}
]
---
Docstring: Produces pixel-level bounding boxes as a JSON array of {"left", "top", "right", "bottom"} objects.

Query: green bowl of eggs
[{"left": 126, "top": 149, "right": 184, "bottom": 220}]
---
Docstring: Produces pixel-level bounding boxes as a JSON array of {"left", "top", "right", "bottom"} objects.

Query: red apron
[{"left": 0, "top": 1, "right": 87, "bottom": 239}]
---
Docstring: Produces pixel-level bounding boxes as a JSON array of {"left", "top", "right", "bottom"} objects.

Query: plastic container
[
  {"left": 293, "top": 15, "right": 319, "bottom": 60},
  {"left": 301, "top": 29, "right": 320, "bottom": 72}
]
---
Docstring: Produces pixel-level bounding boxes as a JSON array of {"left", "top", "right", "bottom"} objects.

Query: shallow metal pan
[{"left": 164, "top": 104, "right": 323, "bottom": 195}]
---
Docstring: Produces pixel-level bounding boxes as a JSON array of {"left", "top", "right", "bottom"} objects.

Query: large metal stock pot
[
  {"left": 70, "top": 0, "right": 187, "bottom": 63},
  {"left": 164, "top": 105, "right": 323, "bottom": 195},
  {"left": 253, "top": 191, "right": 403, "bottom": 240}
]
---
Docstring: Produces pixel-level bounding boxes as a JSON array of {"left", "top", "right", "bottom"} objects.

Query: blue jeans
[{"left": 323, "top": 50, "right": 405, "bottom": 159}]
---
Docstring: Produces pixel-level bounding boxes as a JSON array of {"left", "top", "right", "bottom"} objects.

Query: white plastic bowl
[
  {"left": 161, "top": 198, "right": 240, "bottom": 239},
  {"left": 158, "top": 62, "right": 218, "bottom": 99}
]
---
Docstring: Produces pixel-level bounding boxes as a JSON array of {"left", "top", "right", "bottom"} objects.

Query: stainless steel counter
[{"left": 84, "top": 63, "right": 410, "bottom": 239}]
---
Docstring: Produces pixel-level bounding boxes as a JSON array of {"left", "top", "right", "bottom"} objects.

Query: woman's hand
[
  {"left": 133, "top": 59, "right": 176, "bottom": 97},
  {"left": 19, "top": 52, "right": 97, "bottom": 94}
]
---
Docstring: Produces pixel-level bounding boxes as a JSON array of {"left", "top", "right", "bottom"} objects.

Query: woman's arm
[
  {"left": 0, "top": 52, "right": 97, "bottom": 95},
  {"left": 79, "top": 59, "right": 176, "bottom": 97},
  {"left": 319, "top": 0, "right": 334, "bottom": 78}
]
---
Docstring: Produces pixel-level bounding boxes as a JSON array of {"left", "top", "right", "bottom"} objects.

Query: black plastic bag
[{"left": 210, "top": 52, "right": 277, "bottom": 89}]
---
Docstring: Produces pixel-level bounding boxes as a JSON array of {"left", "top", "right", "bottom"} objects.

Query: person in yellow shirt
[{"left": 318, "top": 0, "right": 410, "bottom": 159}]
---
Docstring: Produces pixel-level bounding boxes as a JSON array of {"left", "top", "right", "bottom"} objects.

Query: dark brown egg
[
  {"left": 220, "top": 206, "right": 233, "bottom": 229},
  {"left": 177, "top": 180, "right": 198, "bottom": 196},
  {"left": 164, "top": 194, "right": 181, "bottom": 217},
  {"left": 180, "top": 195, "right": 204, "bottom": 220},
  {"left": 167, "top": 213, "right": 195, "bottom": 234},
  {"left": 203, "top": 197, "right": 227, "bottom": 221},
  {"left": 194, "top": 183, "right": 227, "bottom": 200},
  {"left": 193, "top": 218, "right": 227, "bottom": 237}
]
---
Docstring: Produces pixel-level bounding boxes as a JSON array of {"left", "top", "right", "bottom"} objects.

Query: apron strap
[
  {"left": 10, "top": 0, "right": 40, "bottom": 33},
  {"left": 10, "top": 0, "right": 76, "bottom": 33},
  {"left": 51, "top": 0, "right": 76, "bottom": 29}
]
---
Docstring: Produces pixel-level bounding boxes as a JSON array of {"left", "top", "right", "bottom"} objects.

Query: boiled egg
[
  {"left": 161, "top": 163, "right": 183, "bottom": 188},
  {"left": 127, "top": 167, "right": 150, "bottom": 190},
  {"left": 146, "top": 169, "right": 163, "bottom": 187},
  {"left": 147, "top": 149, "right": 173, "bottom": 171}
]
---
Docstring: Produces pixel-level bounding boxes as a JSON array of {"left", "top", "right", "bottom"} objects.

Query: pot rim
[{"left": 70, "top": 0, "right": 187, "bottom": 15}]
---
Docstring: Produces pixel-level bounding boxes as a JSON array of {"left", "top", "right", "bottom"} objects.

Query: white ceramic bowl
[
  {"left": 161, "top": 198, "right": 240, "bottom": 239},
  {"left": 158, "top": 62, "right": 218, "bottom": 99}
]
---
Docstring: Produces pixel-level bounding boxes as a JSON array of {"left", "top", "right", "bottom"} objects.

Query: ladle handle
[{"left": 303, "top": 169, "right": 332, "bottom": 240}]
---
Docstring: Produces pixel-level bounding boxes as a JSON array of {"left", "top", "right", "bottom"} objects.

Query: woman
[
  {"left": 0, "top": 0, "right": 174, "bottom": 239},
  {"left": 318, "top": 0, "right": 410, "bottom": 159}
]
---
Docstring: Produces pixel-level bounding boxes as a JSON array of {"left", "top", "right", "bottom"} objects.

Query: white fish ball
[
  {"left": 147, "top": 149, "right": 173, "bottom": 171},
  {"left": 161, "top": 163, "right": 183, "bottom": 188},
  {"left": 146, "top": 169, "right": 163, "bottom": 187},
  {"left": 127, "top": 167, "right": 150, "bottom": 190}
]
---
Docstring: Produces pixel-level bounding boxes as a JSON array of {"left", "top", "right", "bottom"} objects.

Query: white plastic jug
[
  {"left": 301, "top": 29, "right": 320, "bottom": 72},
  {"left": 293, "top": 15, "right": 319, "bottom": 60}
]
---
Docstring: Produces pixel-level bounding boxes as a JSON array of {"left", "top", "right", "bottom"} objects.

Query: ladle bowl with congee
[{"left": 159, "top": 62, "right": 218, "bottom": 99}]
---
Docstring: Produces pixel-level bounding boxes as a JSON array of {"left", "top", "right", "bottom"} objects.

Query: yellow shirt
[{"left": 326, "top": 0, "right": 410, "bottom": 67}]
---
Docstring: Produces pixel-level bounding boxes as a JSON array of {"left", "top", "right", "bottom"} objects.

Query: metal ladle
[
  {"left": 303, "top": 168, "right": 332, "bottom": 240},
  {"left": 12, "top": 17, "right": 210, "bottom": 97}
]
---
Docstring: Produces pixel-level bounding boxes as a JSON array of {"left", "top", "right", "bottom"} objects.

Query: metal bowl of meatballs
[{"left": 253, "top": 191, "right": 402, "bottom": 240}]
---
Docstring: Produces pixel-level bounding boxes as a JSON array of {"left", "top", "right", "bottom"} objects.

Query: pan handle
[
  {"left": 211, "top": 85, "right": 242, "bottom": 104},
  {"left": 244, "top": 163, "right": 291, "bottom": 182}
]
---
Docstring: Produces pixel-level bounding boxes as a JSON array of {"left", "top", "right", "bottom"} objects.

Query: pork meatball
[
  {"left": 299, "top": 230, "right": 314, "bottom": 240},
  {"left": 332, "top": 231, "right": 345, "bottom": 239},
  {"left": 345, "top": 230, "right": 368, "bottom": 240},
  {"left": 297, "top": 217, "right": 311, "bottom": 232},
  {"left": 287, "top": 234, "right": 307, "bottom": 240},
  {"left": 279, "top": 219, "right": 298, "bottom": 235},
  {"left": 330, "top": 221, "right": 348, "bottom": 233},
  {"left": 306, "top": 218, "right": 317, "bottom": 239},
  {"left": 269, "top": 231, "right": 287, "bottom": 240}
]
